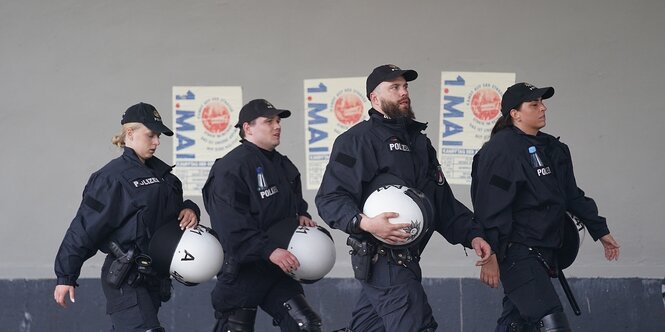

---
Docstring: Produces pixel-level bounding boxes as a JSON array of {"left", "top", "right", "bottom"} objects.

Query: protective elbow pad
[
  {"left": 226, "top": 307, "right": 258, "bottom": 332},
  {"left": 537, "top": 312, "right": 571, "bottom": 332},
  {"left": 283, "top": 294, "right": 323, "bottom": 331}
]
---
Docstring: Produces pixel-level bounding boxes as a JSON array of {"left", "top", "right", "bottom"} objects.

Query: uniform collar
[
  {"left": 370, "top": 108, "right": 427, "bottom": 130},
  {"left": 241, "top": 139, "right": 279, "bottom": 160},
  {"left": 511, "top": 126, "right": 559, "bottom": 146},
  {"left": 368, "top": 108, "right": 428, "bottom": 139},
  {"left": 123, "top": 147, "right": 173, "bottom": 176}
]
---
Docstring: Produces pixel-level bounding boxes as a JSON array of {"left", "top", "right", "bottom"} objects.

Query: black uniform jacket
[
  {"left": 202, "top": 140, "right": 311, "bottom": 265},
  {"left": 54, "top": 147, "right": 200, "bottom": 286},
  {"left": 316, "top": 109, "right": 482, "bottom": 251},
  {"left": 471, "top": 126, "right": 610, "bottom": 256}
]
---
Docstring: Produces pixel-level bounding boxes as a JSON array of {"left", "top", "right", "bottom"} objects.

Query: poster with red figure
[
  {"left": 439, "top": 72, "right": 515, "bottom": 185},
  {"left": 304, "top": 77, "right": 370, "bottom": 190},
  {"left": 172, "top": 86, "right": 243, "bottom": 196}
]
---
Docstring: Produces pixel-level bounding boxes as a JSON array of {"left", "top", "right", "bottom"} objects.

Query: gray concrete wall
[{"left": 1, "top": 0, "right": 665, "bottom": 329}]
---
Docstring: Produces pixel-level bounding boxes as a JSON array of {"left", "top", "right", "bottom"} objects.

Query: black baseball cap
[
  {"left": 501, "top": 83, "right": 555, "bottom": 117},
  {"left": 121, "top": 102, "right": 174, "bottom": 136},
  {"left": 234, "top": 99, "right": 291, "bottom": 128},
  {"left": 366, "top": 64, "right": 418, "bottom": 98}
]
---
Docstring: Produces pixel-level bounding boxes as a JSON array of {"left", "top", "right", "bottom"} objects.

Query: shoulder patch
[
  {"left": 84, "top": 195, "right": 104, "bottom": 213},
  {"left": 490, "top": 175, "right": 511, "bottom": 192},
  {"left": 335, "top": 153, "right": 356, "bottom": 168}
]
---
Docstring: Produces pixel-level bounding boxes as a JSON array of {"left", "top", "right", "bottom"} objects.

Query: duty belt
[{"left": 377, "top": 245, "right": 420, "bottom": 267}]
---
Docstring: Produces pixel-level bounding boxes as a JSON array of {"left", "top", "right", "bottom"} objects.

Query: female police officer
[
  {"left": 471, "top": 83, "right": 620, "bottom": 331},
  {"left": 53, "top": 102, "right": 200, "bottom": 332}
]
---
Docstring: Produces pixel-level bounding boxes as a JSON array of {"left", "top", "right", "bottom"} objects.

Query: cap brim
[
  {"left": 145, "top": 122, "right": 174, "bottom": 136},
  {"left": 274, "top": 109, "right": 291, "bottom": 119},
  {"left": 528, "top": 87, "right": 555, "bottom": 101},
  {"left": 401, "top": 69, "right": 418, "bottom": 81},
  {"left": 234, "top": 109, "right": 291, "bottom": 128},
  {"left": 386, "top": 69, "right": 418, "bottom": 82}
]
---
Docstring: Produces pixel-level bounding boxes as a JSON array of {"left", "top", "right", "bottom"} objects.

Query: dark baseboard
[{"left": 2, "top": 278, "right": 663, "bottom": 331}]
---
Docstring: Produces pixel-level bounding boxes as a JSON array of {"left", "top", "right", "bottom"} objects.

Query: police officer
[
  {"left": 315, "top": 64, "right": 493, "bottom": 332},
  {"left": 202, "top": 99, "right": 323, "bottom": 332},
  {"left": 53, "top": 102, "right": 200, "bottom": 332},
  {"left": 471, "top": 83, "right": 621, "bottom": 331}
]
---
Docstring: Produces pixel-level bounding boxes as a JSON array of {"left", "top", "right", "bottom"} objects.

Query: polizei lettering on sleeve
[
  {"left": 132, "top": 177, "right": 160, "bottom": 187},
  {"left": 389, "top": 142, "right": 411, "bottom": 152}
]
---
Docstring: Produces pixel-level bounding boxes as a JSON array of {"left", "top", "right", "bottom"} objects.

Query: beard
[{"left": 380, "top": 98, "right": 415, "bottom": 120}]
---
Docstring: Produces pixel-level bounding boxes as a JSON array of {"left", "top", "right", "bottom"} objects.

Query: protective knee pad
[
  {"left": 283, "top": 294, "right": 323, "bottom": 332},
  {"left": 145, "top": 328, "right": 165, "bottom": 332},
  {"left": 226, "top": 307, "right": 257, "bottom": 332},
  {"left": 537, "top": 312, "right": 571, "bottom": 332}
]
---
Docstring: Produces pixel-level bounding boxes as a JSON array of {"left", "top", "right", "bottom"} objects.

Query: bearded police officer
[
  {"left": 315, "top": 64, "right": 493, "bottom": 332},
  {"left": 54, "top": 102, "right": 200, "bottom": 332},
  {"left": 202, "top": 99, "right": 323, "bottom": 331},
  {"left": 472, "top": 83, "right": 621, "bottom": 331}
]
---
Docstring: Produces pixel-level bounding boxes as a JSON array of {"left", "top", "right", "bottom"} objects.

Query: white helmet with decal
[
  {"left": 149, "top": 223, "right": 224, "bottom": 286},
  {"left": 286, "top": 225, "right": 336, "bottom": 283},
  {"left": 363, "top": 184, "right": 430, "bottom": 248}
]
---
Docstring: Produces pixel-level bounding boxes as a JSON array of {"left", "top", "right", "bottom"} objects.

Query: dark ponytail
[{"left": 490, "top": 115, "right": 513, "bottom": 138}]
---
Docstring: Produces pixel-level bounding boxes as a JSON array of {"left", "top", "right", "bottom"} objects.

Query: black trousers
[
  {"left": 211, "top": 262, "right": 306, "bottom": 331},
  {"left": 497, "top": 243, "right": 564, "bottom": 327},
  {"left": 348, "top": 255, "right": 437, "bottom": 332},
  {"left": 101, "top": 255, "right": 163, "bottom": 332}
]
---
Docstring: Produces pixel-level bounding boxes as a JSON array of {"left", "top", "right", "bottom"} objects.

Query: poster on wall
[
  {"left": 304, "top": 77, "right": 370, "bottom": 190},
  {"left": 439, "top": 72, "right": 515, "bottom": 185},
  {"left": 172, "top": 86, "right": 243, "bottom": 196}
]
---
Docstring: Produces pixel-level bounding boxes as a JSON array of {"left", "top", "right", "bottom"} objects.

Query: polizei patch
[
  {"left": 388, "top": 137, "right": 411, "bottom": 152},
  {"left": 389, "top": 142, "right": 411, "bottom": 152},
  {"left": 536, "top": 166, "right": 552, "bottom": 177},
  {"left": 133, "top": 177, "right": 160, "bottom": 187},
  {"left": 260, "top": 186, "right": 279, "bottom": 199}
]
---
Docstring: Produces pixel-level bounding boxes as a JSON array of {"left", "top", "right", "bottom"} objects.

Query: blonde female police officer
[
  {"left": 54, "top": 102, "right": 200, "bottom": 332},
  {"left": 471, "top": 83, "right": 620, "bottom": 331}
]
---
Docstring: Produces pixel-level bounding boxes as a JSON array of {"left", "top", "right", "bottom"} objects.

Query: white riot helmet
[
  {"left": 287, "top": 225, "right": 336, "bottom": 283},
  {"left": 149, "top": 223, "right": 224, "bottom": 286},
  {"left": 363, "top": 184, "right": 431, "bottom": 249}
]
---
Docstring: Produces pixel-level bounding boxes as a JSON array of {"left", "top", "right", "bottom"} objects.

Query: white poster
[
  {"left": 439, "top": 72, "right": 515, "bottom": 185},
  {"left": 172, "top": 86, "right": 243, "bottom": 196},
  {"left": 304, "top": 77, "right": 370, "bottom": 190}
]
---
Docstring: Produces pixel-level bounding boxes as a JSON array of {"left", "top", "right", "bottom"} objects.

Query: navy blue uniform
[
  {"left": 315, "top": 109, "right": 483, "bottom": 331},
  {"left": 471, "top": 126, "right": 610, "bottom": 327},
  {"left": 54, "top": 147, "right": 200, "bottom": 331},
  {"left": 202, "top": 140, "right": 312, "bottom": 331}
]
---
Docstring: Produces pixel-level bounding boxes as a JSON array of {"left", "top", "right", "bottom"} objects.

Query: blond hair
[{"left": 111, "top": 122, "right": 142, "bottom": 147}]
